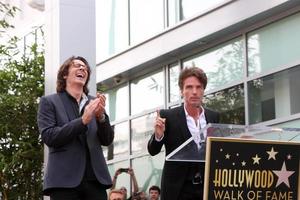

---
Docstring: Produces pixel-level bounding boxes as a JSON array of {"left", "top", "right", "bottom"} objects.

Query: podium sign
[
  {"left": 166, "top": 123, "right": 300, "bottom": 162},
  {"left": 204, "top": 137, "right": 300, "bottom": 200}
]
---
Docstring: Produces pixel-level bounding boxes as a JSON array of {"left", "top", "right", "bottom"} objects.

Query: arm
[
  {"left": 111, "top": 168, "right": 122, "bottom": 190},
  {"left": 147, "top": 135, "right": 164, "bottom": 156},
  {"left": 94, "top": 93, "right": 114, "bottom": 146},
  {"left": 96, "top": 113, "right": 114, "bottom": 146},
  {"left": 147, "top": 110, "right": 166, "bottom": 156},
  {"left": 37, "top": 96, "right": 87, "bottom": 148},
  {"left": 128, "top": 168, "right": 139, "bottom": 194}
]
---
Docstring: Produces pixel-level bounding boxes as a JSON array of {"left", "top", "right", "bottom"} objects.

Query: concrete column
[
  {"left": 44, "top": 0, "right": 96, "bottom": 95},
  {"left": 44, "top": 1, "right": 96, "bottom": 199}
]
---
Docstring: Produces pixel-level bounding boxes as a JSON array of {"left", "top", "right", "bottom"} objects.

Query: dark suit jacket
[
  {"left": 37, "top": 92, "right": 114, "bottom": 194},
  {"left": 147, "top": 105, "right": 219, "bottom": 200}
]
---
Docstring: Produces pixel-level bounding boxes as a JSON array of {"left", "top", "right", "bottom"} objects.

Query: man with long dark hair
[{"left": 37, "top": 56, "right": 114, "bottom": 200}]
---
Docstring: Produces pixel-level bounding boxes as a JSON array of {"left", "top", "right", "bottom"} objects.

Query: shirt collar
[
  {"left": 64, "top": 90, "right": 88, "bottom": 112},
  {"left": 184, "top": 105, "right": 205, "bottom": 119},
  {"left": 79, "top": 93, "right": 88, "bottom": 112}
]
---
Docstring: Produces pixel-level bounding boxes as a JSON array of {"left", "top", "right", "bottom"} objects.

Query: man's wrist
[
  {"left": 155, "top": 134, "right": 164, "bottom": 142},
  {"left": 97, "top": 113, "right": 106, "bottom": 123},
  {"left": 82, "top": 116, "right": 88, "bottom": 125}
]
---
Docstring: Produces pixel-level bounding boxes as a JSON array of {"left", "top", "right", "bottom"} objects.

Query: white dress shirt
[{"left": 184, "top": 106, "right": 207, "bottom": 149}]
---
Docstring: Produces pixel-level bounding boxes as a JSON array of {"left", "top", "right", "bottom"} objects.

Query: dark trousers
[
  {"left": 178, "top": 181, "right": 203, "bottom": 200},
  {"left": 49, "top": 180, "right": 107, "bottom": 200}
]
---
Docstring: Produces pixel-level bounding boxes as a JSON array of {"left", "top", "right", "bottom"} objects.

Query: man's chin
[
  {"left": 75, "top": 79, "right": 86, "bottom": 85},
  {"left": 191, "top": 102, "right": 201, "bottom": 108}
]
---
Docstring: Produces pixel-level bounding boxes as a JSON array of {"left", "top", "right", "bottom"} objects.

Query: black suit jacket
[
  {"left": 147, "top": 105, "right": 219, "bottom": 200},
  {"left": 37, "top": 92, "right": 114, "bottom": 194}
]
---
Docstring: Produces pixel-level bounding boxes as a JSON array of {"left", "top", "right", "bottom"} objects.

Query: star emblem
[
  {"left": 252, "top": 154, "right": 261, "bottom": 165},
  {"left": 267, "top": 147, "right": 278, "bottom": 160},
  {"left": 273, "top": 161, "right": 295, "bottom": 188},
  {"left": 225, "top": 153, "right": 230, "bottom": 159},
  {"left": 241, "top": 161, "right": 246, "bottom": 166}
]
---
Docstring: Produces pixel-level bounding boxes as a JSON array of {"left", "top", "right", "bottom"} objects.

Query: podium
[{"left": 165, "top": 123, "right": 300, "bottom": 200}]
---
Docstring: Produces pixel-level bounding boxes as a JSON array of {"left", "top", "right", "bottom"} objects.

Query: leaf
[{"left": 0, "top": 4, "right": 44, "bottom": 198}]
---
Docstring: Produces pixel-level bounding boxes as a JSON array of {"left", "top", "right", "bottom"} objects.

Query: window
[
  {"left": 248, "top": 65, "right": 300, "bottom": 124},
  {"left": 183, "top": 38, "right": 244, "bottom": 91},
  {"left": 131, "top": 153, "right": 164, "bottom": 190},
  {"left": 130, "top": 0, "right": 164, "bottom": 45},
  {"left": 248, "top": 12, "right": 300, "bottom": 76},
  {"left": 130, "top": 70, "right": 164, "bottom": 115},
  {"left": 168, "top": 0, "right": 229, "bottom": 26},
  {"left": 204, "top": 85, "right": 245, "bottom": 124},
  {"left": 96, "top": 0, "right": 129, "bottom": 61},
  {"left": 105, "top": 84, "right": 129, "bottom": 121},
  {"left": 180, "top": 0, "right": 228, "bottom": 20},
  {"left": 131, "top": 113, "right": 156, "bottom": 155},
  {"left": 103, "top": 122, "right": 129, "bottom": 161},
  {"left": 169, "top": 63, "right": 180, "bottom": 103}
]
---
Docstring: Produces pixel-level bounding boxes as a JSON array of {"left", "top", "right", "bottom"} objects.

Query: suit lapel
[
  {"left": 58, "top": 92, "right": 90, "bottom": 146},
  {"left": 204, "top": 109, "right": 214, "bottom": 124},
  {"left": 86, "top": 96, "right": 95, "bottom": 147},
  {"left": 58, "top": 92, "right": 75, "bottom": 122},
  {"left": 177, "top": 105, "right": 192, "bottom": 141},
  {"left": 177, "top": 106, "right": 217, "bottom": 141}
]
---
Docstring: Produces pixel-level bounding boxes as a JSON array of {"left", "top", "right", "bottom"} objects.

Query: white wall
[{"left": 3, "top": 0, "right": 45, "bottom": 38}]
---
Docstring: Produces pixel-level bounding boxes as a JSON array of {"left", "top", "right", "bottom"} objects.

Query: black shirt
[{"left": 64, "top": 91, "right": 97, "bottom": 181}]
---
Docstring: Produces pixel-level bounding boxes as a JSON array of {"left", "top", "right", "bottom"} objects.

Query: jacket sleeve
[
  {"left": 147, "top": 110, "right": 165, "bottom": 156},
  {"left": 96, "top": 113, "right": 114, "bottom": 146},
  {"left": 37, "top": 96, "right": 87, "bottom": 148},
  {"left": 147, "top": 134, "right": 164, "bottom": 156}
]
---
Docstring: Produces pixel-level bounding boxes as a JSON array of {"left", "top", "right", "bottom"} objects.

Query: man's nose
[{"left": 79, "top": 65, "right": 86, "bottom": 71}]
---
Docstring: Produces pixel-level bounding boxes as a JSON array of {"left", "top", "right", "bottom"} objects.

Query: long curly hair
[{"left": 56, "top": 56, "right": 91, "bottom": 94}]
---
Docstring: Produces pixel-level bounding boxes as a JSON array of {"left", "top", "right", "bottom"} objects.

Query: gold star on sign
[
  {"left": 267, "top": 147, "right": 278, "bottom": 160},
  {"left": 241, "top": 161, "right": 246, "bottom": 166},
  {"left": 252, "top": 154, "right": 261, "bottom": 165},
  {"left": 225, "top": 153, "right": 230, "bottom": 159}
]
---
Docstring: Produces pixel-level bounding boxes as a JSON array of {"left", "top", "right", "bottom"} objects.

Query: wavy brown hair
[
  {"left": 178, "top": 66, "right": 207, "bottom": 90},
  {"left": 56, "top": 56, "right": 91, "bottom": 94}
]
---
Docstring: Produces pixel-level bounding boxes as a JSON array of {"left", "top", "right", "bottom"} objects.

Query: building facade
[
  {"left": 95, "top": 0, "right": 300, "bottom": 194},
  {"left": 5, "top": 0, "right": 300, "bottom": 198}
]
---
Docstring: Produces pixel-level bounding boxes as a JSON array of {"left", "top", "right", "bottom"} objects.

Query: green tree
[{"left": 0, "top": 2, "right": 44, "bottom": 199}]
